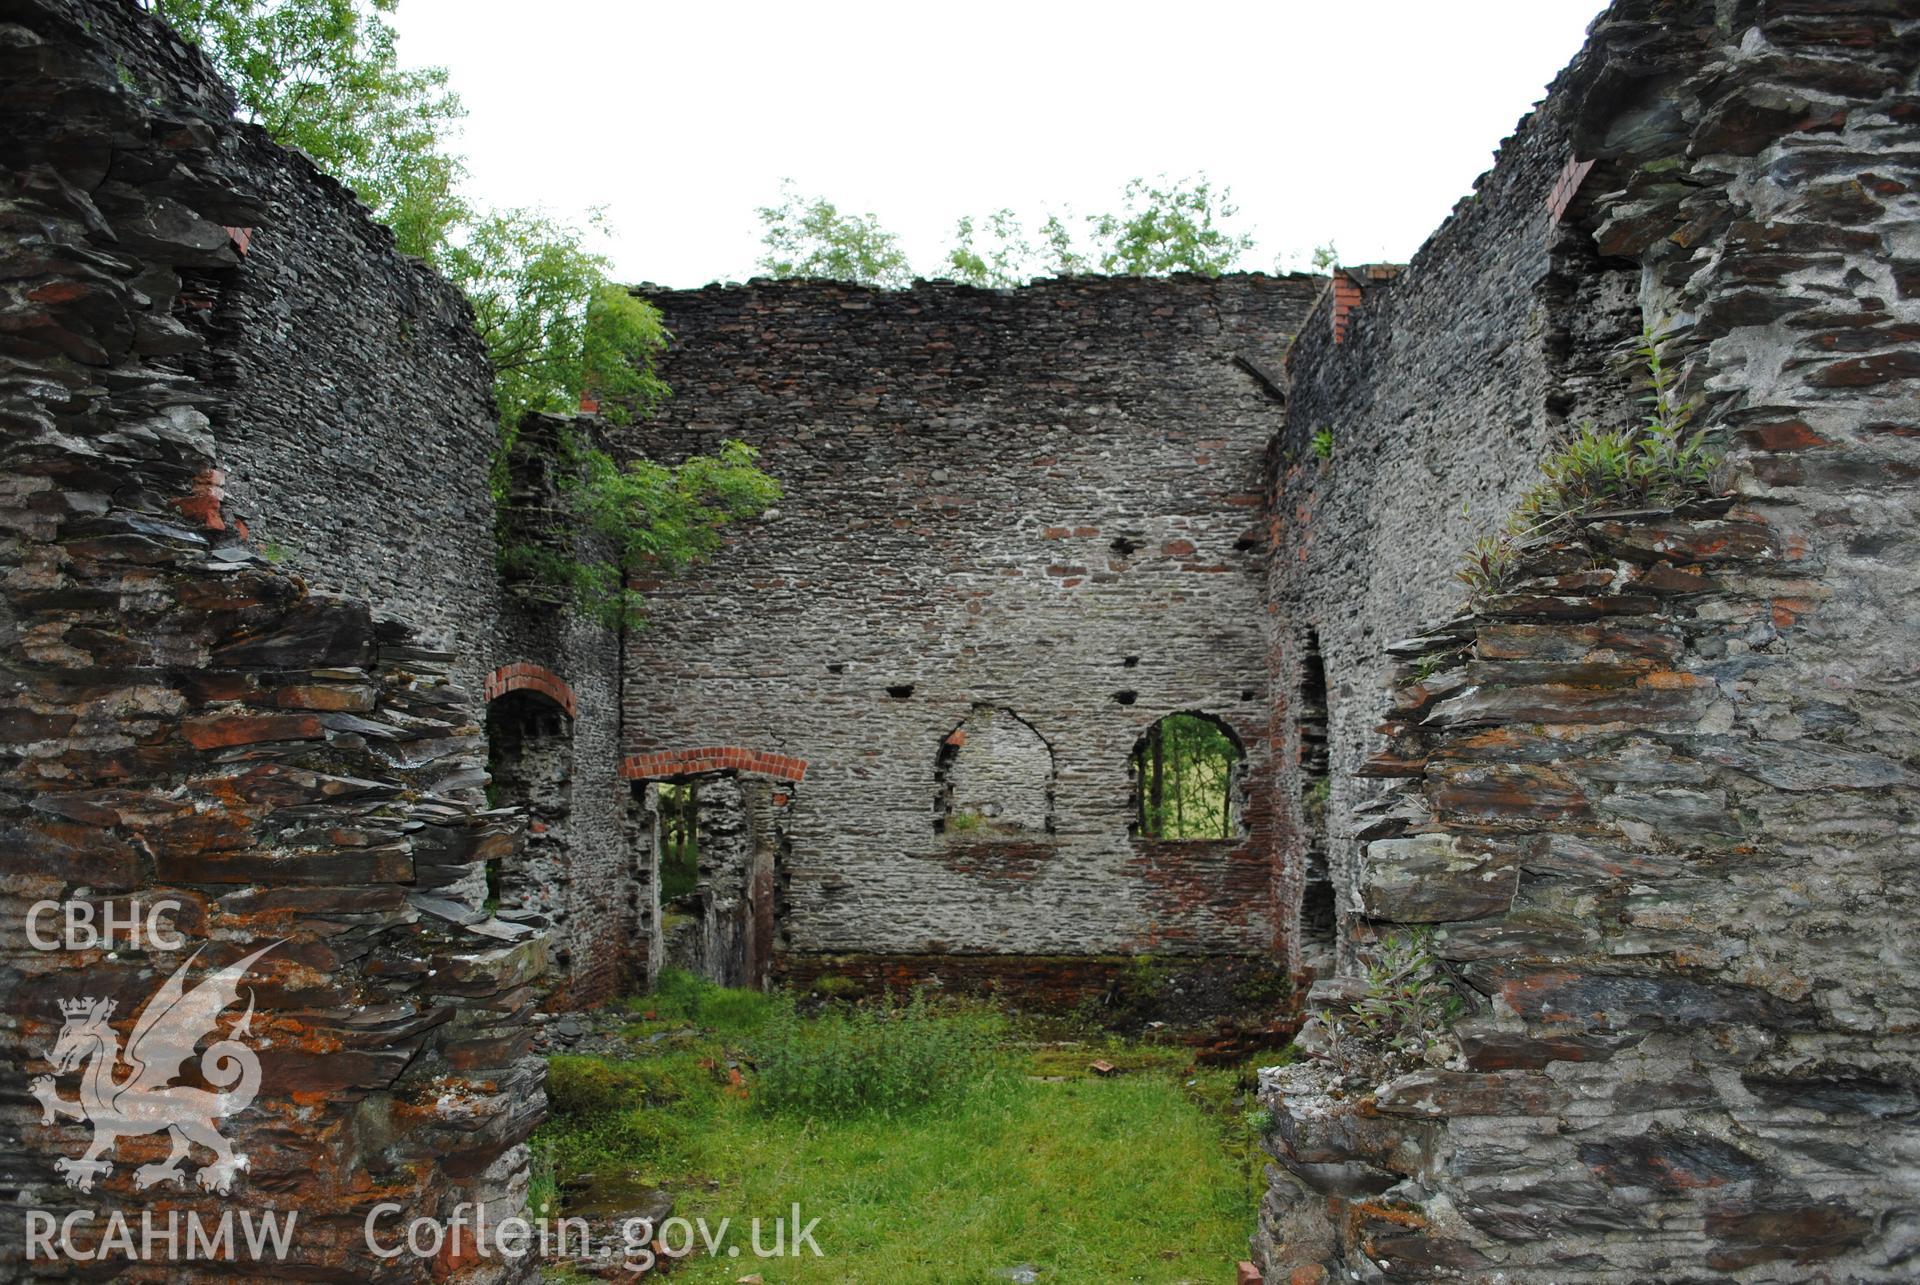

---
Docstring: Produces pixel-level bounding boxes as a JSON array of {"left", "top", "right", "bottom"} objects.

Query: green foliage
[
  {"left": 1455, "top": 531, "right": 1522, "bottom": 599},
  {"left": 1086, "top": 174, "right": 1254, "bottom": 276},
  {"left": 1132, "top": 713, "right": 1241, "bottom": 840},
  {"left": 750, "top": 991, "right": 1006, "bottom": 1119},
  {"left": 439, "top": 208, "right": 668, "bottom": 428},
  {"left": 808, "top": 974, "right": 859, "bottom": 998},
  {"left": 654, "top": 781, "right": 699, "bottom": 902},
  {"left": 1302, "top": 776, "right": 1331, "bottom": 834},
  {"left": 154, "top": 0, "right": 465, "bottom": 259},
  {"left": 526, "top": 1139, "right": 558, "bottom": 1220},
  {"left": 948, "top": 176, "right": 1255, "bottom": 285},
  {"left": 765, "top": 173, "right": 1256, "bottom": 289},
  {"left": 944, "top": 808, "right": 985, "bottom": 833},
  {"left": 578, "top": 441, "right": 780, "bottom": 579},
  {"left": 1325, "top": 929, "right": 1465, "bottom": 1082},
  {"left": 637, "top": 968, "right": 778, "bottom": 1035},
  {"left": 1229, "top": 965, "right": 1294, "bottom": 1009},
  {"left": 1455, "top": 324, "right": 1721, "bottom": 602},
  {"left": 532, "top": 983, "right": 1268, "bottom": 1280},
  {"left": 1311, "top": 427, "right": 1335, "bottom": 461},
  {"left": 756, "top": 180, "right": 912, "bottom": 288},
  {"left": 157, "top": 2, "right": 772, "bottom": 632},
  {"left": 547, "top": 1054, "right": 686, "bottom": 1118},
  {"left": 945, "top": 208, "right": 1038, "bottom": 288},
  {"left": 503, "top": 434, "right": 780, "bottom": 628},
  {"left": 1097, "top": 953, "right": 1174, "bottom": 1023}
]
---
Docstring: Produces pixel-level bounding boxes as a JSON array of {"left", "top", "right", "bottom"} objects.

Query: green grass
[{"left": 535, "top": 971, "right": 1272, "bottom": 1283}]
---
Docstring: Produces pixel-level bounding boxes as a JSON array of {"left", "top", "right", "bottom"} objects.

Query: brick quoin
[
  {"left": 483, "top": 661, "right": 577, "bottom": 718},
  {"left": 1546, "top": 155, "right": 1596, "bottom": 224},
  {"left": 1329, "top": 275, "right": 1364, "bottom": 344},
  {"left": 619, "top": 747, "right": 808, "bottom": 783}
]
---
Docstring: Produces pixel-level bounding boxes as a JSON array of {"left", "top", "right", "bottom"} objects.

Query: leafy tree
[
  {"left": 1086, "top": 175, "right": 1254, "bottom": 276},
  {"left": 947, "top": 209, "right": 1039, "bottom": 288},
  {"left": 438, "top": 208, "right": 669, "bottom": 430},
  {"left": 152, "top": 0, "right": 466, "bottom": 259},
  {"left": 945, "top": 175, "right": 1255, "bottom": 286},
  {"left": 506, "top": 437, "right": 782, "bottom": 628},
  {"left": 756, "top": 180, "right": 913, "bottom": 287},
  {"left": 1133, "top": 714, "right": 1242, "bottom": 840}
]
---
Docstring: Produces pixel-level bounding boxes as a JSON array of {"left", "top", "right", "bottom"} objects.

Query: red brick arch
[
  {"left": 483, "top": 661, "right": 576, "bottom": 718},
  {"left": 620, "top": 747, "right": 807, "bottom": 783}
]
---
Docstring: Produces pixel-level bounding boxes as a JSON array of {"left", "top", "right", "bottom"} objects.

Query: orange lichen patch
[
  {"left": 170, "top": 468, "right": 227, "bottom": 531},
  {"left": 269, "top": 683, "right": 377, "bottom": 712},
  {"left": 1771, "top": 597, "right": 1817, "bottom": 628},
  {"left": 1737, "top": 420, "right": 1830, "bottom": 451},
  {"left": 181, "top": 711, "right": 325, "bottom": 749},
  {"left": 1350, "top": 1200, "right": 1430, "bottom": 1233},
  {"left": 1641, "top": 670, "right": 1712, "bottom": 690}
]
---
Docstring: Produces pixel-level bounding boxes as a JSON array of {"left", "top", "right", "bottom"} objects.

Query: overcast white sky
[{"left": 391, "top": 1, "right": 1608, "bottom": 288}]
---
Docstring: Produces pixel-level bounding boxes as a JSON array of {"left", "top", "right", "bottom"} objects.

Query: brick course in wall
[
  {"left": 485, "top": 661, "right": 579, "bottom": 718},
  {"left": 620, "top": 747, "right": 808, "bottom": 782}
]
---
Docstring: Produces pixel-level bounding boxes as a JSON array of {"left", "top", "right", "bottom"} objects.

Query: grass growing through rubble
[{"left": 532, "top": 970, "right": 1283, "bottom": 1284}]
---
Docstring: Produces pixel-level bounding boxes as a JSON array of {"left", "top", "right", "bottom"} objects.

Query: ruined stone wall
[
  {"left": 150, "top": 32, "right": 634, "bottom": 1005},
  {"left": 622, "top": 275, "right": 1320, "bottom": 993},
  {"left": 0, "top": 3, "right": 549, "bottom": 1277},
  {"left": 1256, "top": 0, "right": 1920, "bottom": 1278},
  {"left": 1267, "top": 95, "right": 1644, "bottom": 979}
]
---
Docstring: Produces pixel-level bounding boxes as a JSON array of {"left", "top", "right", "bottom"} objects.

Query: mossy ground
[{"left": 534, "top": 973, "right": 1289, "bottom": 1284}]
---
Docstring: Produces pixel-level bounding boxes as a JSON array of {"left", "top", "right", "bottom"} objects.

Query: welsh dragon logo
[{"left": 32, "top": 943, "right": 279, "bottom": 1195}]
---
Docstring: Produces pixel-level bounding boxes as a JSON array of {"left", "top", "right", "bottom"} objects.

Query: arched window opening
[
  {"left": 484, "top": 690, "right": 573, "bottom": 952},
  {"left": 1130, "top": 712, "right": 1244, "bottom": 840},
  {"left": 934, "top": 705, "right": 1056, "bottom": 835},
  {"left": 1297, "top": 630, "right": 1336, "bottom": 965}
]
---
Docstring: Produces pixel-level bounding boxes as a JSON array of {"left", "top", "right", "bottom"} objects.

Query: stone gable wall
[{"left": 620, "top": 275, "right": 1321, "bottom": 986}]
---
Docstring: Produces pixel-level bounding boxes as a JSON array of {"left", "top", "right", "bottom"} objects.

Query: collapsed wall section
[
  {"left": 0, "top": 2, "right": 549, "bottom": 1276},
  {"left": 622, "top": 275, "right": 1320, "bottom": 1008},
  {"left": 1257, "top": 0, "right": 1920, "bottom": 1277}
]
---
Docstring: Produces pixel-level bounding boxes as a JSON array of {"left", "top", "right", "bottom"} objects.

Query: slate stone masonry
[
  {"left": 619, "top": 274, "right": 1322, "bottom": 990},
  {"left": 177, "top": 85, "right": 636, "bottom": 1005},
  {"left": 1254, "top": 0, "right": 1920, "bottom": 1278},
  {"left": 5, "top": 0, "right": 1916, "bottom": 1278},
  {"left": 0, "top": 2, "right": 545, "bottom": 1277}
]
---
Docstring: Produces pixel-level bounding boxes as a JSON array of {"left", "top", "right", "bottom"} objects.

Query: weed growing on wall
[
  {"left": 1455, "top": 324, "right": 1721, "bottom": 600},
  {"left": 1322, "top": 929, "right": 1465, "bottom": 1083}
]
